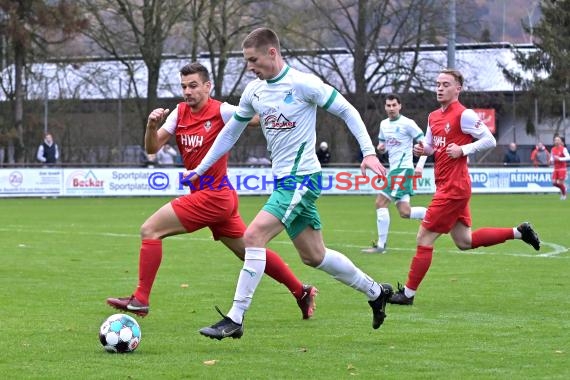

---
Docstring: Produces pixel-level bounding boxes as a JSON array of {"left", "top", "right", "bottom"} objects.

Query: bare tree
[
  {"left": 0, "top": 0, "right": 87, "bottom": 163},
  {"left": 195, "top": 0, "right": 266, "bottom": 98},
  {"left": 265, "top": 0, "right": 447, "bottom": 160},
  {"left": 263, "top": 0, "right": 484, "bottom": 161},
  {"left": 271, "top": 1, "right": 457, "bottom": 99},
  {"left": 186, "top": 0, "right": 208, "bottom": 61},
  {"left": 500, "top": 0, "right": 569, "bottom": 136},
  {"left": 80, "top": 0, "right": 193, "bottom": 137}
]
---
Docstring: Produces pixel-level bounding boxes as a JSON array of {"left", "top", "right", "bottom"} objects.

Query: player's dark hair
[
  {"left": 242, "top": 27, "right": 280, "bottom": 53},
  {"left": 180, "top": 62, "right": 210, "bottom": 83},
  {"left": 440, "top": 68, "right": 464, "bottom": 86},
  {"left": 385, "top": 93, "right": 401, "bottom": 104}
]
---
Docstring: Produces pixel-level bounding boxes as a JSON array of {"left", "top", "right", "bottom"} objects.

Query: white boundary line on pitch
[
  {"left": 1, "top": 226, "right": 568, "bottom": 258},
  {"left": 329, "top": 228, "right": 569, "bottom": 258},
  {"left": 340, "top": 241, "right": 568, "bottom": 258}
]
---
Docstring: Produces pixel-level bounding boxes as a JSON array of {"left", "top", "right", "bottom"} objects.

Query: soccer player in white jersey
[
  {"left": 185, "top": 27, "right": 394, "bottom": 339},
  {"left": 362, "top": 94, "right": 427, "bottom": 254}
]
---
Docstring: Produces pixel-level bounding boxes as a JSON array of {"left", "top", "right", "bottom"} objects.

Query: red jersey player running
[
  {"left": 550, "top": 136, "right": 570, "bottom": 200},
  {"left": 107, "top": 62, "right": 317, "bottom": 319},
  {"left": 389, "top": 68, "right": 541, "bottom": 305}
]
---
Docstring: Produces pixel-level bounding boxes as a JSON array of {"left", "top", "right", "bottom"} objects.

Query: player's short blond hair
[
  {"left": 440, "top": 68, "right": 464, "bottom": 87},
  {"left": 242, "top": 27, "right": 280, "bottom": 53}
]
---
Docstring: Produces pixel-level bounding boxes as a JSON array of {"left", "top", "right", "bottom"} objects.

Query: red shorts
[
  {"left": 170, "top": 188, "right": 246, "bottom": 240},
  {"left": 421, "top": 196, "right": 471, "bottom": 234},
  {"left": 552, "top": 169, "right": 567, "bottom": 181}
]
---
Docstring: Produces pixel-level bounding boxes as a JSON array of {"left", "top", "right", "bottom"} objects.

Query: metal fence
[{"left": 0, "top": 91, "right": 566, "bottom": 167}]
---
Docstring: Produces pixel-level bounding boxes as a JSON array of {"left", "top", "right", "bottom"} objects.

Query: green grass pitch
[{"left": 1, "top": 194, "right": 568, "bottom": 379}]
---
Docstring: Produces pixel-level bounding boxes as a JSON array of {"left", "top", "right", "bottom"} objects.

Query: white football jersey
[
  {"left": 378, "top": 115, "right": 424, "bottom": 170},
  {"left": 234, "top": 65, "right": 343, "bottom": 178}
]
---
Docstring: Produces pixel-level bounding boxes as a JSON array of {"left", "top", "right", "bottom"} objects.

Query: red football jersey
[
  {"left": 175, "top": 98, "right": 230, "bottom": 190},
  {"left": 427, "top": 101, "right": 473, "bottom": 199},
  {"left": 551, "top": 145, "right": 568, "bottom": 171}
]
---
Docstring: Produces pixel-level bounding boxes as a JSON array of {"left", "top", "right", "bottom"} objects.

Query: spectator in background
[
  {"left": 246, "top": 156, "right": 271, "bottom": 167},
  {"left": 503, "top": 142, "right": 521, "bottom": 165},
  {"left": 316, "top": 141, "right": 331, "bottom": 165},
  {"left": 36, "top": 132, "right": 59, "bottom": 166},
  {"left": 144, "top": 153, "right": 158, "bottom": 168},
  {"left": 156, "top": 143, "right": 178, "bottom": 166},
  {"left": 139, "top": 146, "right": 158, "bottom": 168},
  {"left": 530, "top": 142, "right": 550, "bottom": 167}
]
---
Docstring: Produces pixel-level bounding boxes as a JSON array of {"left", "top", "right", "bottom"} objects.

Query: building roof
[{"left": 0, "top": 43, "right": 538, "bottom": 101}]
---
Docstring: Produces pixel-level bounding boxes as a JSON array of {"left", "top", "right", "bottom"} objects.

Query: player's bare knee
[
  {"left": 399, "top": 209, "right": 411, "bottom": 218},
  {"left": 415, "top": 231, "right": 424, "bottom": 245},
  {"left": 300, "top": 255, "right": 320, "bottom": 267},
  {"left": 243, "top": 229, "right": 266, "bottom": 247},
  {"left": 375, "top": 197, "right": 390, "bottom": 209},
  {"left": 296, "top": 247, "right": 323, "bottom": 267},
  {"left": 242, "top": 231, "right": 256, "bottom": 247},
  {"left": 140, "top": 221, "right": 161, "bottom": 240}
]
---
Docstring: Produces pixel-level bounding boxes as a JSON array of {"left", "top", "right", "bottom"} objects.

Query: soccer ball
[{"left": 99, "top": 313, "right": 141, "bottom": 353}]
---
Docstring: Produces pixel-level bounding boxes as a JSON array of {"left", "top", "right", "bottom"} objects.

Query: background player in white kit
[
  {"left": 362, "top": 94, "right": 427, "bottom": 253},
  {"left": 186, "top": 27, "right": 394, "bottom": 339}
]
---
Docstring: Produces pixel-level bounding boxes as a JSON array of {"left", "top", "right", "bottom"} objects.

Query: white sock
[
  {"left": 227, "top": 247, "right": 266, "bottom": 324},
  {"left": 410, "top": 206, "right": 427, "bottom": 220},
  {"left": 376, "top": 208, "right": 390, "bottom": 248},
  {"left": 513, "top": 227, "right": 521, "bottom": 239},
  {"left": 404, "top": 286, "right": 416, "bottom": 298},
  {"left": 316, "top": 248, "right": 382, "bottom": 300}
]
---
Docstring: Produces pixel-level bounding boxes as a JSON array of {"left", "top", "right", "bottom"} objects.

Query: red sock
[
  {"left": 406, "top": 245, "right": 433, "bottom": 291},
  {"left": 265, "top": 248, "right": 304, "bottom": 299},
  {"left": 133, "top": 239, "right": 162, "bottom": 305},
  {"left": 471, "top": 228, "right": 514, "bottom": 248}
]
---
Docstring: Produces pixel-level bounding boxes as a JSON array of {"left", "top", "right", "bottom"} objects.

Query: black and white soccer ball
[{"left": 99, "top": 313, "right": 141, "bottom": 353}]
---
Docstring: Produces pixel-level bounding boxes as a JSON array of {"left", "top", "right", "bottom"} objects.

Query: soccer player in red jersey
[
  {"left": 550, "top": 136, "right": 570, "bottom": 200},
  {"left": 107, "top": 62, "right": 317, "bottom": 319},
  {"left": 389, "top": 68, "right": 541, "bottom": 305}
]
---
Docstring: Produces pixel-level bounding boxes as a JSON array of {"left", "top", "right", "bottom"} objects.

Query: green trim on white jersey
[
  {"left": 234, "top": 113, "right": 251, "bottom": 122},
  {"left": 290, "top": 142, "right": 306, "bottom": 176},
  {"left": 267, "top": 66, "right": 290, "bottom": 84},
  {"left": 322, "top": 89, "right": 338, "bottom": 110}
]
